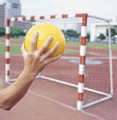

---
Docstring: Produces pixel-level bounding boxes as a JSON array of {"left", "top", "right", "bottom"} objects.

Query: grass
[
  {"left": 10, "top": 45, "right": 21, "bottom": 54},
  {"left": 0, "top": 44, "right": 5, "bottom": 55},
  {"left": 0, "top": 38, "right": 116, "bottom": 55},
  {"left": 0, "top": 37, "right": 24, "bottom": 41},
  {"left": 66, "top": 41, "right": 80, "bottom": 46},
  {"left": 0, "top": 44, "right": 21, "bottom": 55},
  {"left": 0, "top": 37, "right": 23, "bottom": 55},
  {"left": 66, "top": 41, "right": 117, "bottom": 50},
  {"left": 87, "top": 42, "right": 117, "bottom": 50},
  {"left": 64, "top": 49, "right": 78, "bottom": 54}
]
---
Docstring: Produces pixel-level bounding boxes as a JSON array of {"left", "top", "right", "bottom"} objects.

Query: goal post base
[
  {"left": 6, "top": 71, "right": 113, "bottom": 111},
  {"left": 37, "top": 73, "right": 113, "bottom": 110},
  {"left": 82, "top": 95, "right": 112, "bottom": 109}
]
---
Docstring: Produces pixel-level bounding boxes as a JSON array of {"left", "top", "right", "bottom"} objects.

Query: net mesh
[{"left": 2, "top": 15, "right": 113, "bottom": 109}]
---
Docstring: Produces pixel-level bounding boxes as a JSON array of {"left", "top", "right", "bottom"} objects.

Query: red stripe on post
[
  {"left": 62, "top": 14, "right": 68, "bottom": 18},
  {"left": 6, "top": 19, "right": 10, "bottom": 26},
  {"left": 78, "top": 75, "right": 84, "bottom": 83},
  {"left": 79, "top": 56, "right": 85, "bottom": 64},
  {"left": 75, "top": 13, "right": 87, "bottom": 17},
  {"left": 75, "top": 14, "right": 84, "bottom": 18},
  {"left": 31, "top": 16, "right": 35, "bottom": 21},
  {"left": 22, "top": 17, "right": 26, "bottom": 21},
  {"left": 78, "top": 93, "right": 84, "bottom": 101},
  {"left": 80, "top": 37, "right": 87, "bottom": 45},
  {"left": 15, "top": 17, "right": 18, "bottom": 21},
  {"left": 82, "top": 14, "right": 88, "bottom": 26},
  {"left": 40, "top": 16, "right": 44, "bottom": 20},
  {"left": 75, "top": 14, "right": 88, "bottom": 26},
  {"left": 6, "top": 46, "right": 10, "bottom": 52},
  {"left": 7, "top": 71, "right": 9, "bottom": 76},
  {"left": 6, "top": 59, "right": 10, "bottom": 64},
  {"left": 6, "top": 34, "right": 10, "bottom": 39},
  {"left": 50, "top": 15, "right": 56, "bottom": 19}
]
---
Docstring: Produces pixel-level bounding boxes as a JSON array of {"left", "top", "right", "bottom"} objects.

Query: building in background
[
  {"left": 0, "top": 4, "right": 5, "bottom": 27},
  {"left": 61, "top": 23, "right": 81, "bottom": 32},
  {"left": 0, "top": 0, "right": 21, "bottom": 27},
  {"left": 5, "top": 0, "right": 21, "bottom": 18},
  {"left": 90, "top": 23, "right": 117, "bottom": 42}
]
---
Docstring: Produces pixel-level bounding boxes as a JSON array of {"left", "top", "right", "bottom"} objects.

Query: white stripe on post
[
  {"left": 78, "top": 83, "right": 84, "bottom": 93},
  {"left": 79, "top": 64, "right": 85, "bottom": 75},
  {"left": 81, "top": 26, "right": 87, "bottom": 37},
  {"left": 5, "top": 39, "right": 10, "bottom": 46},
  {"left": 5, "top": 52, "right": 10, "bottom": 59},
  {"left": 5, "top": 64, "right": 10, "bottom": 71},
  {"left": 77, "top": 101, "right": 83, "bottom": 110},
  {"left": 80, "top": 45, "right": 87, "bottom": 56},
  {"left": 5, "top": 76, "right": 10, "bottom": 83},
  {"left": 6, "top": 27, "right": 10, "bottom": 34}
]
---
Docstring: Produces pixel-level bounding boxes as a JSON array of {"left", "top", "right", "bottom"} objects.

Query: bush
[
  {"left": 106, "top": 28, "right": 117, "bottom": 37},
  {"left": 98, "top": 34, "right": 106, "bottom": 40},
  {"left": 0, "top": 27, "right": 5, "bottom": 36},
  {"left": 10, "top": 27, "right": 25, "bottom": 37},
  {"left": 64, "top": 29, "right": 80, "bottom": 38}
]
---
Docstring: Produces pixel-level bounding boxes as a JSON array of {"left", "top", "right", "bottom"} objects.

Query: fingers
[
  {"left": 44, "top": 55, "right": 61, "bottom": 65},
  {"left": 38, "top": 36, "right": 53, "bottom": 56},
  {"left": 40, "top": 42, "right": 60, "bottom": 61},
  {"left": 24, "top": 33, "right": 60, "bottom": 61},
  {"left": 30, "top": 32, "right": 38, "bottom": 52}
]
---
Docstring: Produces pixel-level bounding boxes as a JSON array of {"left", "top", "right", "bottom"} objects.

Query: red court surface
[{"left": 0, "top": 40, "right": 117, "bottom": 120}]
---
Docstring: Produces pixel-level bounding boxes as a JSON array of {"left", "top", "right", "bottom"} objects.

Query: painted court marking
[
  {"left": 28, "top": 90, "right": 105, "bottom": 120},
  {"left": 61, "top": 56, "right": 117, "bottom": 60},
  {"left": 69, "top": 59, "right": 103, "bottom": 65},
  {"left": 28, "top": 90, "right": 76, "bottom": 110}
]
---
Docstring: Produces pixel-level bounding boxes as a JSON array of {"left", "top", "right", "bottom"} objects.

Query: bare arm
[{"left": 0, "top": 32, "right": 60, "bottom": 110}]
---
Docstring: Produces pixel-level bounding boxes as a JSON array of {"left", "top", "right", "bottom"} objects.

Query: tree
[
  {"left": 87, "top": 33, "right": 90, "bottom": 42},
  {"left": 10, "top": 27, "right": 25, "bottom": 37},
  {"left": 106, "top": 27, "right": 117, "bottom": 37},
  {"left": 65, "top": 29, "right": 80, "bottom": 38},
  {"left": 0, "top": 27, "right": 5, "bottom": 36},
  {"left": 98, "top": 34, "right": 106, "bottom": 40}
]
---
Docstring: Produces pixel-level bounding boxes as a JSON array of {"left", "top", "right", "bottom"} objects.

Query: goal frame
[{"left": 5, "top": 13, "right": 113, "bottom": 110}]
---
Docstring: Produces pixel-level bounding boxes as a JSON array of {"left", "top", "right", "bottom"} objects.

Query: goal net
[{"left": 4, "top": 14, "right": 113, "bottom": 110}]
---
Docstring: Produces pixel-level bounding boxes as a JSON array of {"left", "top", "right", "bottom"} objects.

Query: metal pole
[{"left": 107, "top": 21, "right": 113, "bottom": 95}]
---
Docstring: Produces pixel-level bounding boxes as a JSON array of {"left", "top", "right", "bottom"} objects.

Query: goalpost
[{"left": 5, "top": 13, "right": 113, "bottom": 110}]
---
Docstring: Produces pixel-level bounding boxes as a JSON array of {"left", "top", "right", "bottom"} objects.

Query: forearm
[
  {"left": 0, "top": 69, "right": 34, "bottom": 110},
  {"left": 0, "top": 33, "right": 60, "bottom": 111}
]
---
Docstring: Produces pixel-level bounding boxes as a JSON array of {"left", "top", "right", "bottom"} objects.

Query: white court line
[
  {"left": 28, "top": 90, "right": 105, "bottom": 120},
  {"left": 82, "top": 111, "right": 106, "bottom": 120},
  {"left": 61, "top": 56, "right": 117, "bottom": 60},
  {"left": 28, "top": 90, "right": 76, "bottom": 110}
]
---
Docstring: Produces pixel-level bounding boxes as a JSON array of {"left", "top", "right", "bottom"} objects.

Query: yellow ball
[{"left": 24, "top": 22, "right": 66, "bottom": 57}]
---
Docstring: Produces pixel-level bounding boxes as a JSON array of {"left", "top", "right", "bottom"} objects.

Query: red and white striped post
[
  {"left": 77, "top": 14, "right": 88, "bottom": 110},
  {"left": 5, "top": 18, "right": 10, "bottom": 82}
]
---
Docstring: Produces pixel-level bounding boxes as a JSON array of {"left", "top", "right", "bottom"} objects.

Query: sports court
[{"left": 0, "top": 14, "right": 117, "bottom": 120}]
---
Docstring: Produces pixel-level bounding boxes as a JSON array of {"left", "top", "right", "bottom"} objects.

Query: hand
[{"left": 21, "top": 32, "right": 61, "bottom": 79}]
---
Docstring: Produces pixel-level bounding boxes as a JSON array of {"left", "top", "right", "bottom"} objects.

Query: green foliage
[
  {"left": 106, "top": 27, "right": 117, "bottom": 37},
  {"left": 64, "top": 29, "right": 80, "bottom": 38},
  {"left": 10, "top": 27, "right": 25, "bottom": 37},
  {"left": 0, "top": 27, "right": 5, "bottom": 36},
  {"left": 0, "top": 27, "right": 26, "bottom": 37},
  {"left": 98, "top": 34, "right": 106, "bottom": 40},
  {"left": 87, "top": 33, "right": 90, "bottom": 42}
]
